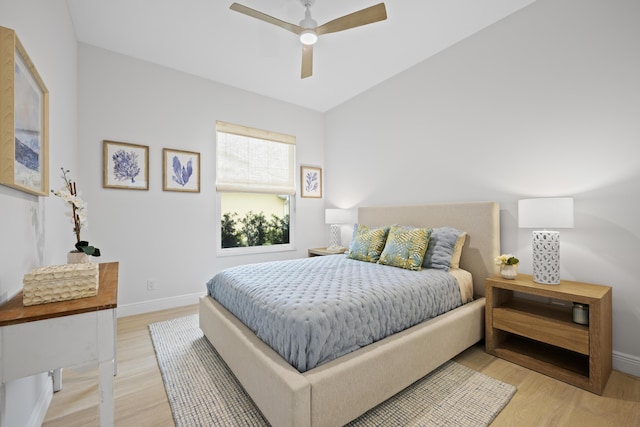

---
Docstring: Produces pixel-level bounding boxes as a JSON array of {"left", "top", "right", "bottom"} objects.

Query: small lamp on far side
[
  {"left": 325, "top": 209, "right": 355, "bottom": 253},
  {"left": 518, "top": 198, "right": 574, "bottom": 285}
]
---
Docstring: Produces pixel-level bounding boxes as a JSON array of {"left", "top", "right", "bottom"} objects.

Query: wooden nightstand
[
  {"left": 485, "top": 274, "right": 612, "bottom": 395},
  {"left": 308, "top": 247, "right": 347, "bottom": 257}
]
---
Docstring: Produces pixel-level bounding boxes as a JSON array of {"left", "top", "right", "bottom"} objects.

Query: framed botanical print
[
  {"left": 163, "top": 148, "right": 200, "bottom": 192},
  {"left": 0, "top": 26, "right": 49, "bottom": 196},
  {"left": 300, "top": 165, "right": 322, "bottom": 198},
  {"left": 103, "top": 140, "right": 149, "bottom": 190}
]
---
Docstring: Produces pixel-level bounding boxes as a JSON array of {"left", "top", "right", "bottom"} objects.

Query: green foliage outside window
[{"left": 221, "top": 211, "right": 290, "bottom": 248}]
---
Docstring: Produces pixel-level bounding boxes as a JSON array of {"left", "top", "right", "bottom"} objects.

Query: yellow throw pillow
[{"left": 378, "top": 226, "right": 431, "bottom": 271}]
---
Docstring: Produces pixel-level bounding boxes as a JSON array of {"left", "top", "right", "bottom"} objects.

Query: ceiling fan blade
[
  {"left": 230, "top": 3, "right": 303, "bottom": 35},
  {"left": 316, "top": 3, "right": 387, "bottom": 36},
  {"left": 301, "top": 45, "right": 313, "bottom": 79}
]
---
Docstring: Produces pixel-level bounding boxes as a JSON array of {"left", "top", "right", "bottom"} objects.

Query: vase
[
  {"left": 68, "top": 251, "right": 89, "bottom": 264},
  {"left": 500, "top": 263, "right": 518, "bottom": 280}
]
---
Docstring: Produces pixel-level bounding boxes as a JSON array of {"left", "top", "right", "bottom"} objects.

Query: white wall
[
  {"left": 77, "top": 44, "right": 326, "bottom": 315},
  {"left": 0, "top": 0, "right": 78, "bottom": 425},
  {"left": 325, "top": 0, "right": 640, "bottom": 376},
  {"left": 1, "top": 2, "right": 637, "bottom": 424}
]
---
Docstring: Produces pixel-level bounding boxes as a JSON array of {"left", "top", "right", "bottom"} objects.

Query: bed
[{"left": 199, "top": 201, "right": 500, "bottom": 426}]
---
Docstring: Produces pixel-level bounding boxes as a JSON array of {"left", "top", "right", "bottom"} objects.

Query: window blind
[{"left": 216, "top": 121, "right": 296, "bottom": 195}]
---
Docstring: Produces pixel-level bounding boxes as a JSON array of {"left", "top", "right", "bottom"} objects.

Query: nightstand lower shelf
[{"left": 493, "top": 335, "right": 590, "bottom": 387}]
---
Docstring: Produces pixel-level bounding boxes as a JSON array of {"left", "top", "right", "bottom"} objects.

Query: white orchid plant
[
  {"left": 51, "top": 168, "right": 101, "bottom": 257},
  {"left": 495, "top": 254, "right": 519, "bottom": 266}
]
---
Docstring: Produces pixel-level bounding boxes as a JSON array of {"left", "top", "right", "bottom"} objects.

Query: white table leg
[
  {"left": 113, "top": 309, "right": 117, "bottom": 377},
  {"left": 0, "top": 328, "right": 4, "bottom": 427},
  {"left": 0, "top": 382, "right": 6, "bottom": 427},
  {"left": 97, "top": 308, "right": 115, "bottom": 425},
  {"left": 52, "top": 368, "right": 63, "bottom": 392},
  {"left": 98, "top": 360, "right": 114, "bottom": 426}
]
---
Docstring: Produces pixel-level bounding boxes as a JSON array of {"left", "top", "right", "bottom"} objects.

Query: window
[{"left": 216, "top": 121, "right": 295, "bottom": 254}]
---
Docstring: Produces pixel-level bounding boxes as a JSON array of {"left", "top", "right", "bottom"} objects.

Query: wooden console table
[{"left": 0, "top": 262, "right": 118, "bottom": 426}]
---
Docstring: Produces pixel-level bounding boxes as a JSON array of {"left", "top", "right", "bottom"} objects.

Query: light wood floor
[{"left": 43, "top": 305, "right": 640, "bottom": 426}]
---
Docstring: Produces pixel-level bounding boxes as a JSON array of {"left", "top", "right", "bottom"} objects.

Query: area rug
[{"left": 149, "top": 315, "right": 516, "bottom": 426}]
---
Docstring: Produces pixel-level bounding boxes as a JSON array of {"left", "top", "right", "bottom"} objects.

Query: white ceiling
[{"left": 67, "top": 0, "right": 535, "bottom": 112}]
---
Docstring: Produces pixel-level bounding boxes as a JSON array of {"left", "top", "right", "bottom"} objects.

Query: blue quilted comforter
[{"left": 206, "top": 254, "right": 463, "bottom": 372}]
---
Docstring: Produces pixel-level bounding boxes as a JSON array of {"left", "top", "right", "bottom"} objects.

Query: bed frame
[{"left": 199, "top": 201, "right": 500, "bottom": 426}]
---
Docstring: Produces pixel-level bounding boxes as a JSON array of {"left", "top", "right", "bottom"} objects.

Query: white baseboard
[
  {"left": 116, "top": 292, "right": 206, "bottom": 318},
  {"left": 613, "top": 350, "right": 640, "bottom": 378},
  {"left": 28, "top": 374, "right": 53, "bottom": 427}
]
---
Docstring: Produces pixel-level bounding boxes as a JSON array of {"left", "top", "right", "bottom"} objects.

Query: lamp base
[
  {"left": 328, "top": 224, "right": 341, "bottom": 252},
  {"left": 532, "top": 230, "right": 560, "bottom": 285}
]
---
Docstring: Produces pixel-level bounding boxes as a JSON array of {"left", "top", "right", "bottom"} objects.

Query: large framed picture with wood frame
[{"left": 0, "top": 26, "right": 49, "bottom": 196}]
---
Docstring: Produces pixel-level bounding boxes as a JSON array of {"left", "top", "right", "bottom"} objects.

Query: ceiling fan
[{"left": 230, "top": 1, "right": 387, "bottom": 79}]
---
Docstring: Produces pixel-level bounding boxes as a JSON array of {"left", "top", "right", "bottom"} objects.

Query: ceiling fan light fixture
[
  {"left": 230, "top": 1, "right": 388, "bottom": 78},
  {"left": 299, "top": 29, "right": 318, "bottom": 45}
]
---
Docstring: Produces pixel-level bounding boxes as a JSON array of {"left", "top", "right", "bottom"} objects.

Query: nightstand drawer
[{"left": 493, "top": 306, "right": 589, "bottom": 355}]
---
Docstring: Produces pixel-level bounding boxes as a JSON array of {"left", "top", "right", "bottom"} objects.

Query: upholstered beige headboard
[{"left": 357, "top": 201, "right": 500, "bottom": 297}]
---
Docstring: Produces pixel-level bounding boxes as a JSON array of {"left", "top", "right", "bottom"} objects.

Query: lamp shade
[
  {"left": 325, "top": 209, "right": 355, "bottom": 225},
  {"left": 518, "top": 198, "right": 574, "bottom": 229}
]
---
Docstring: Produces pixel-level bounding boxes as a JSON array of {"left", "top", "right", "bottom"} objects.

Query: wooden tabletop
[{"left": 0, "top": 262, "right": 119, "bottom": 327}]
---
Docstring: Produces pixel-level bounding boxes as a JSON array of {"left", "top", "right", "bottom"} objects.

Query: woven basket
[{"left": 23, "top": 263, "right": 99, "bottom": 306}]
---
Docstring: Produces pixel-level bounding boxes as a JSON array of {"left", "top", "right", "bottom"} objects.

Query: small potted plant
[
  {"left": 52, "top": 168, "right": 101, "bottom": 263},
  {"left": 495, "top": 254, "right": 519, "bottom": 279}
]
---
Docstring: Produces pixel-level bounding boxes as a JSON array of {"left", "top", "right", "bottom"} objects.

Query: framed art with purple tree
[
  {"left": 163, "top": 148, "right": 200, "bottom": 192},
  {"left": 103, "top": 140, "right": 149, "bottom": 190},
  {"left": 300, "top": 165, "right": 322, "bottom": 198}
]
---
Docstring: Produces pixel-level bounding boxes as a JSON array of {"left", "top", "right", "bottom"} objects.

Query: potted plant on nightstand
[{"left": 495, "top": 254, "right": 519, "bottom": 279}]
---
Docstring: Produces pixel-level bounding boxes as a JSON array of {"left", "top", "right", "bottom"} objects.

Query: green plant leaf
[{"left": 75, "top": 241, "right": 101, "bottom": 256}]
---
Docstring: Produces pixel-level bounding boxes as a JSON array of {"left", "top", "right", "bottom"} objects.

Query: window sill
[{"left": 216, "top": 243, "right": 296, "bottom": 257}]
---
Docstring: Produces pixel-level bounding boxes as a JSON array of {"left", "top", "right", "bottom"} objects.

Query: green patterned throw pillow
[
  {"left": 347, "top": 224, "right": 390, "bottom": 263},
  {"left": 378, "top": 226, "right": 431, "bottom": 271}
]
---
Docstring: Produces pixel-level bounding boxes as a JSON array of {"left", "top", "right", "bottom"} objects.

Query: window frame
[
  {"left": 215, "top": 192, "right": 296, "bottom": 256},
  {"left": 215, "top": 121, "right": 296, "bottom": 256}
]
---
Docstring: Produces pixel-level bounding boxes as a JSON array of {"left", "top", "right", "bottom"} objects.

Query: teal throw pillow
[{"left": 347, "top": 224, "right": 389, "bottom": 263}]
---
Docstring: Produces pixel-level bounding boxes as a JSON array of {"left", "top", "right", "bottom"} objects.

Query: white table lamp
[
  {"left": 518, "top": 198, "right": 574, "bottom": 284},
  {"left": 325, "top": 209, "right": 354, "bottom": 253}
]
